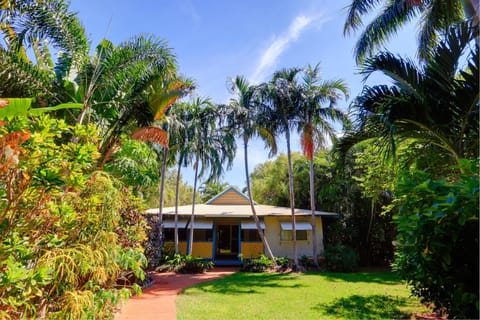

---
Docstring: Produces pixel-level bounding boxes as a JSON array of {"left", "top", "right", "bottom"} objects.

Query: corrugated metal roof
[{"left": 145, "top": 204, "right": 337, "bottom": 217}]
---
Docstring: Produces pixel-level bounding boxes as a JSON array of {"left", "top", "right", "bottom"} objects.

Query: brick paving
[{"left": 116, "top": 268, "right": 238, "bottom": 320}]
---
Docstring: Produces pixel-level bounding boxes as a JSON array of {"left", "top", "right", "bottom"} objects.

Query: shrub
[
  {"left": 241, "top": 255, "right": 274, "bottom": 272},
  {"left": 0, "top": 116, "right": 147, "bottom": 319},
  {"left": 393, "top": 160, "right": 479, "bottom": 319},
  {"left": 300, "top": 255, "right": 315, "bottom": 268},
  {"left": 323, "top": 243, "right": 359, "bottom": 272},
  {"left": 275, "top": 256, "right": 291, "bottom": 269},
  {"left": 164, "top": 254, "right": 213, "bottom": 274}
]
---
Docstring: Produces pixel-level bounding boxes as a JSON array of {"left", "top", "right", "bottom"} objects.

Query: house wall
[
  {"left": 163, "top": 241, "right": 212, "bottom": 258},
  {"left": 264, "top": 216, "right": 324, "bottom": 259},
  {"left": 241, "top": 242, "right": 264, "bottom": 258},
  {"left": 191, "top": 242, "right": 212, "bottom": 258}
]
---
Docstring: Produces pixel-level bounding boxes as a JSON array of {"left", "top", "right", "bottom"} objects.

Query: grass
[{"left": 176, "top": 271, "right": 431, "bottom": 320}]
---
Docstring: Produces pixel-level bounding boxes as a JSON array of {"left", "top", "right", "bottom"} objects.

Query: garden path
[{"left": 116, "top": 267, "right": 238, "bottom": 320}]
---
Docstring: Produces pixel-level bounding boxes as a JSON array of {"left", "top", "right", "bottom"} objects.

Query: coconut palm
[
  {"left": 184, "top": 97, "right": 236, "bottom": 255},
  {"left": 338, "top": 20, "right": 479, "bottom": 164},
  {"left": 343, "top": 0, "right": 477, "bottom": 62},
  {"left": 258, "top": 67, "right": 303, "bottom": 266},
  {"left": 226, "top": 75, "right": 277, "bottom": 262},
  {"left": 297, "top": 64, "right": 349, "bottom": 266}
]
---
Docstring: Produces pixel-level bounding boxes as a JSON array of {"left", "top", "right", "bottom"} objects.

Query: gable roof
[{"left": 205, "top": 186, "right": 255, "bottom": 205}]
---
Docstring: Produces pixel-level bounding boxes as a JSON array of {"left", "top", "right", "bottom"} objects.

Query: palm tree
[
  {"left": 0, "top": 0, "right": 89, "bottom": 103},
  {"left": 130, "top": 78, "right": 194, "bottom": 256},
  {"left": 166, "top": 102, "right": 196, "bottom": 253},
  {"left": 338, "top": 20, "right": 479, "bottom": 164},
  {"left": 79, "top": 36, "right": 180, "bottom": 167},
  {"left": 343, "top": 0, "right": 477, "bottom": 62},
  {"left": 226, "top": 75, "right": 277, "bottom": 262},
  {"left": 184, "top": 98, "right": 236, "bottom": 255},
  {"left": 297, "top": 64, "right": 349, "bottom": 266},
  {"left": 258, "top": 67, "right": 302, "bottom": 266}
]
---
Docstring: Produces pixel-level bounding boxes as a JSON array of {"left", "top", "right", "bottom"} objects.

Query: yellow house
[{"left": 145, "top": 186, "right": 337, "bottom": 265}]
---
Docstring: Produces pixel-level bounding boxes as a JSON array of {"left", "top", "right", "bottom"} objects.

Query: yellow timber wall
[
  {"left": 240, "top": 242, "right": 264, "bottom": 258},
  {"left": 164, "top": 241, "right": 212, "bottom": 258}
]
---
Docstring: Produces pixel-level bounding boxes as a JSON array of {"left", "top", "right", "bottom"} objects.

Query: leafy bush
[
  {"left": 300, "top": 255, "right": 316, "bottom": 268},
  {"left": 393, "top": 160, "right": 479, "bottom": 319},
  {"left": 164, "top": 254, "right": 213, "bottom": 274},
  {"left": 275, "top": 256, "right": 291, "bottom": 269},
  {"left": 323, "top": 243, "right": 359, "bottom": 272},
  {"left": 241, "top": 255, "right": 274, "bottom": 272},
  {"left": 0, "top": 116, "right": 147, "bottom": 319}
]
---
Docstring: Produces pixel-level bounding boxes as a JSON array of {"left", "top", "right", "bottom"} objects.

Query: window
[
  {"left": 280, "top": 230, "right": 308, "bottom": 241},
  {"left": 241, "top": 229, "right": 262, "bottom": 242},
  {"left": 163, "top": 228, "right": 213, "bottom": 241},
  {"left": 193, "top": 229, "right": 213, "bottom": 241},
  {"left": 163, "top": 228, "right": 187, "bottom": 241}
]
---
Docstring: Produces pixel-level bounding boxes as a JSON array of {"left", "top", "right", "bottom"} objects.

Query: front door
[{"left": 216, "top": 224, "right": 239, "bottom": 260}]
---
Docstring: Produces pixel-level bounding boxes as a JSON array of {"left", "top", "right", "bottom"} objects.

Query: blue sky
[{"left": 69, "top": 0, "right": 417, "bottom": 189}]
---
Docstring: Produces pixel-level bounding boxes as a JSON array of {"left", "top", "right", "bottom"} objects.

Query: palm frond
[
  {"left": 343, "top": 0, "right": 384, "bottom": 35},
  {"left": 361, "top": 52, "right": 424, "bottom": 99},
  {"left": 131, "top": 126, "right": 168, "bottom": 147},
  {"left": 354, "top": 0, "right": 418, "bottom": 62}
]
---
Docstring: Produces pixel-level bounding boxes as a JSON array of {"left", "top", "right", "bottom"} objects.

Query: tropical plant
[
  {"left": 184, "top": 98, "right": 236, "bottom": 255},
  {"left": 297, "top": 64, "right": 348, "bottom": 266},
  {"left": 164, "top": 254, "right": 213, "bottom": 274},
  {"left": 323, "top": 243, "right": 359, "bottom": 272},
  {"left": 166, "top": 102, "right": 194, "bottom": 253},
  {"left": 226, "top": 75, "right": 277, "bottom": 262},
  {"left": 250, "top": 150, "right": 398, "bottom": 266},
  {"left": 0, "top": 115, "right": 147, "bottom": 319},
  {"left": 240, "top": 254, "right": 274, "bottom": 272},
  {"left": 0, "top": 0, "right": 89, "bottom": 102},
  {"left": 343, "top": 0, "right": 476, "bottom": 62},
  {"left": 258, "top": 67, "right": 303, "bottom": 266},
  {"left": 393, "top": 160, "right": 479, "bottom": 318},
  {"left": 129, "top": 78, "right": 194, "bottom": 260},
  {"left": 339, "top": 20, "right": 479, "bottom": 165},
  {"left": 104, "top": 136, "right": 160, "bottom": 196}
]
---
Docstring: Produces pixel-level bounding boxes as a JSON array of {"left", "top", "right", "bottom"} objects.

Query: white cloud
[{"left": 250, "top": 13, "right": 327, "bottom": 84}]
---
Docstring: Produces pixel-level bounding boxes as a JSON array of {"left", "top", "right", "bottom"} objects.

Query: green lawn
[{"left": 176, "top": 271, "right": 430, "bottom": 320}]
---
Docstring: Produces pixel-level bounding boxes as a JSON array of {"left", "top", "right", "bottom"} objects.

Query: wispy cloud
[
  {"left": 250, "top": 13, "right": 328, "bottom": 84},
  {"left": 178, "top": 0, "right": 201, "bottom": 25}
]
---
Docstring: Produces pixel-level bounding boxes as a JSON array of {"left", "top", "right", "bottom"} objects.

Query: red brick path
[{"left": 116, "top": 268, "right": 238, "bottom": 320}]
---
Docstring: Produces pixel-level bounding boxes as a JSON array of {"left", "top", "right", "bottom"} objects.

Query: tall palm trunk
[
  {"left": 309, "top": 156, "right": 319, "bottom": 267},
  {"left": 174, "top": 154, "right": 184, "bottom": 254},
  {"left": 243, "top": 135, "right": 276, "bottom": 263},
  {"left": 158, "top": 147, "right": 169, "bottom": 257},
  {"left": 187, "top": 155, "right": 199, "bottom": 255},
  {"left": 285, "top": 127, "right": 298, "bottom": 266}
]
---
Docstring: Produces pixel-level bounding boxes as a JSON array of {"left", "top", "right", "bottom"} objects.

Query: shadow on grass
[
  {"left": 316, "top": 271, "right": 402, "bottom": 285},
  {"left": 183, "top": 272, "right": 304, "bottom": 295},
  {"left": 313, "top": 294, "right": 411, "bottom": 319}
]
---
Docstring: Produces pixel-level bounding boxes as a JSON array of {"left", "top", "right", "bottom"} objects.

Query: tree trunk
[
  {"left": 187, "top": 155, "right": 199, "bottom": 255},
  {"left": 174, "top": 154, "right": 184, "bottom": 254},
  {"left": 285, "top": 128, "right": 298, "bottom": 266},
  {"left": 244, "top": 135, "right": 276, "bottom": 263},
  {"left": 309, "top": 156, "right": 319, "bottom": 267},
  {"left": 157, "top": 147, "right": 169, "bottom": 258}
]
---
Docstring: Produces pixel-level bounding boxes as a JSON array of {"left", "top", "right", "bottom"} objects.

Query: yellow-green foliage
[{"left": 0, "top": 115, "right": 147, "bottom": 319}]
